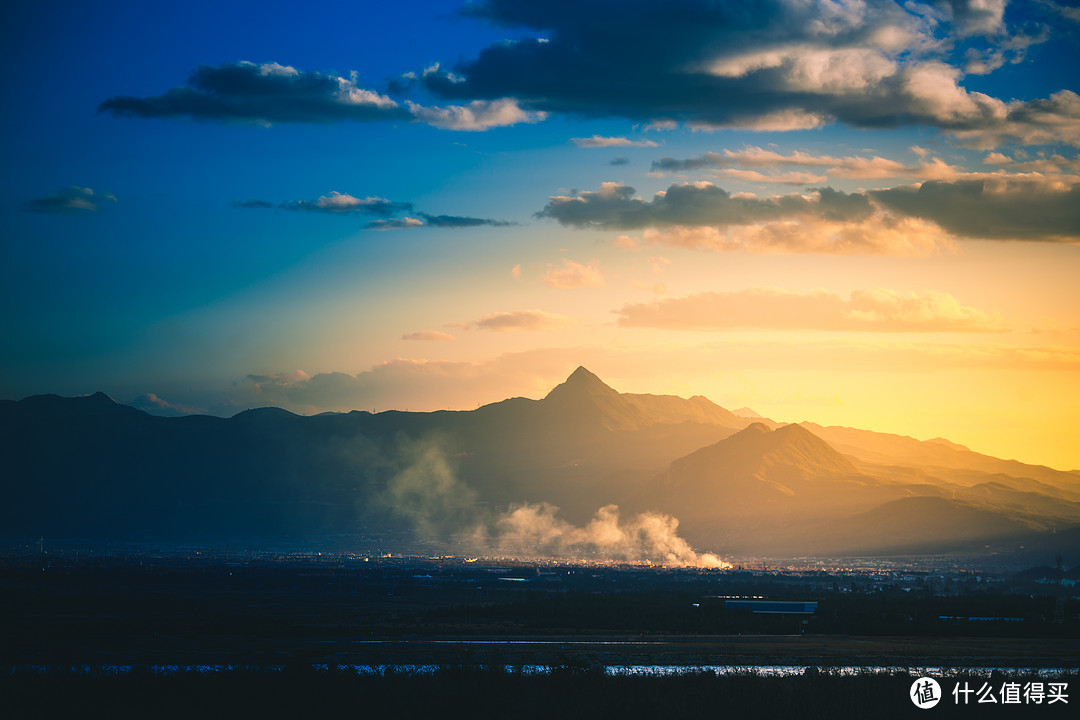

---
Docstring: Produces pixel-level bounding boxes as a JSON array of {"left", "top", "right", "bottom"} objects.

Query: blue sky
[{"left": 3, "top": 0, "right": 1079, "bottom": 468}]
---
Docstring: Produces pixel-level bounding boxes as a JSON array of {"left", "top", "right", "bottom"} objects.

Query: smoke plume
[
  {"left": 363, "top": 435, "right": 727, "bottom": 568},
  {"left": 475, "top": 502, "right": 728, "bottom": 569}
]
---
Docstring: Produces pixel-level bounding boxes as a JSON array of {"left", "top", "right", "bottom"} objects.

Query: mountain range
[{"left": 2, "top": 367, "right": 1078, "bottom": 561}]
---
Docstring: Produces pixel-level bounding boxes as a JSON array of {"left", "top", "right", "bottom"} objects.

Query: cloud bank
[
  {"left": 540, "top": 179, "right": 1080, "bottom": 248},
  {"left": 615, "top": 287, "right": 1005, "bottom": 332},
  {"left": 97, "top": 4, "right": 1080, "bottom": 146},
  {"left": 98, "top": 61, "right": 545, "bottom": 131},
  {"left": 414, "top": 0, "right": 1080, "bottom": 147}
]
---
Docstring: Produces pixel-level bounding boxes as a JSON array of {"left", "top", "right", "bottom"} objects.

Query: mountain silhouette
[
  {"left": 538, "top": 366, "right": 744, "bottom": 431},
  {"left": 1, "top": 368, "right": 1077, "bottom": 559}
]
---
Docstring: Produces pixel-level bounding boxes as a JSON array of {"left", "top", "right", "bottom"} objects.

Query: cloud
[
  {"left": 473, "top": 309, "right": 576, "bottom": 332},
  {"left": 510, "top": 264, "right": 522, "bottom": 279},
  {"left": 235, "top": 192, "right": 512, "bottom": 227},
  {"left": 609, "top": 156, "right": 630, "bottom": 166},
  {"left": 232, "top": 199, "right": 276, "bottom": 209},
  {"left": 641, "top": 215, "right": 954, "bottom": 257},
  {"left": 949, "top": 90, "right": 1080, "bottom": 149},
  {"left": 541, "top": 259, "right": 605, "bottom": 289},
  {"left": 930, "top": 0, "right": 1006, "bottom": 37},
  {"left": 417, "top": 212, "right": 514, "bottom": 228},
  {"left": 365, "top": 217, "right": 425, "bottom": 230},
  {"left": 225, "top": 353, "right": 587, "bottom": 414},
  {"left": 23, "top": 186, "right": 116, "bottom": 214},
  {"left": 1044, "top": 0, "right": 1080, "bottom": 24},
  {"left": 218, "top": 340, "right": 1080, "bottom": 417},
  {"left": 540, "top": 179, "right": 1080, "bottom": 247},
  {"left": 96, "top": 7, "right": 1077, "bottom": 145},
  {"left": 278, "top": 191, "right": 413, "bottom": 216},
  {"left": 417, "top": 0, "right": 1075, "bottom": 146},
  {"left": 405, "top": 98, "right": 546, "bottom": 130},
  {"left": 99, "top": 61, "right": 545, "bottom": 131},
  {"left": 402, "top": 330, "right": 457, "bottom": 342},
  {"left": 615, "top": 287, "right": 1005, "bottom": 332},
  {"left": 129, "top": 392, "right": 204, "bottom": 417},
  {"left": 538, "top": 181, "right": 875, "bottom": 230},
  {"left": 871, "top": 178, "right": 1080, "bottom": 241},
  {"left": 99, "top": 61, "right": 408, "bottom": 125},
  {"left": 571, "top": 136, "right": 658, "bottom": 148},
  {"left": 651, "top": 147, "right": 964, "bottom": 182}
]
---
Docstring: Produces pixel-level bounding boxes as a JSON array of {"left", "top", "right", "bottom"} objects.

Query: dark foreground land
[
  {"left": 2, "top": 546, "right": 1078, "bottom": 718},
  {"left": 6, "top": 666, "right": 1078, "bottom": 720}
]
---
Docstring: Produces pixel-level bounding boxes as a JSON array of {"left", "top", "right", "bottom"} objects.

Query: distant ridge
[
  {"left": 666, "top": 422, "right": 861, "bottom": 486},
  {"left": 3, "top": 368, "right": 1078, "bottom": 560}
]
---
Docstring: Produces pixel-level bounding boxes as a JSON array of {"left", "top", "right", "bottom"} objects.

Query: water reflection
[{"left": 10, "top": 664, "right": 1077, "bottom": 678}]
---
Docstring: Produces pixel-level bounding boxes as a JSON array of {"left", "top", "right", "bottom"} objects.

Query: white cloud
[
  {"left": 571, "top": 136, "right": 658, "bottom": 148},
  {"left": 407, "top": 98, "right": 547, "bottom": 131}
]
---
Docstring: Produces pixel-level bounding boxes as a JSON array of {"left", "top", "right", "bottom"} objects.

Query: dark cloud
[
  {"left": 539, "top": 177, "right": 1080, "bottom": 244},
  {"left": 99, "top": 61, "right": 410, "bottom": 125},
  {"left": 609, "top": 156, "right": 630, "bottom": 166},
  {"left": 537, "top": 182, "right": 873, "bottom": 230},
  {"left": 930, "top": 0, "right": 1005, "bottom": 37},
  {"left": 94, "top": 6, "right": 1077, "bottom": 145},
  {"left": 98, "top": 61, "right": 544, "bottom": 131},
  {"left": 23, "top": 186, "right": 116, "bottom": 214},
  {"left": 418, "top": 213, "right": 515, "bottom": 228},
  {"left": 420, "top": 0, "right": 1078, "bottom": 145},
  {"left": 872, "top": 179, "right": 1080, "bottom": 241},
  {"left": 233, "top": 191, "right": 514, "bottom": 229}
]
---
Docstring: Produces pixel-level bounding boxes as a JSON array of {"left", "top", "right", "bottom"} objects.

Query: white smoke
[
  {"left": 360, "top": 437, "right": 728, "bottom": 568},
  {"left": 475, "top": 502, "right": 729, "bottom": 569}
]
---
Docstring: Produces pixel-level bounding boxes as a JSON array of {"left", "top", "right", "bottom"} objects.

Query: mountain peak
[
  {"left": 540, "top": 367, "right": 644, "bottom": 430},
  {"left": 543, "top": 366, "right": 618, "bottom": 400},
  {"left": 681, "top": 421, "right": 858, "bottom": 477},
  {"left": 565, "top": 365, "right": 607, "bottom": 387}
]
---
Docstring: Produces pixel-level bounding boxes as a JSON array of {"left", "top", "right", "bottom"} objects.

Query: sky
[{"left": 2, "top": 0, "right": 1079, "bottom": 470}]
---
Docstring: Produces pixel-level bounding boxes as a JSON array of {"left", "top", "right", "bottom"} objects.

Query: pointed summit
[
  {"left": 539, "top": 367, "right": 749, "bottom": 431},
  {"left": 540, "top": 367, "right": 643, "bottom": 430},
  {"left": 544, "top": 366, "right": 617, "bottom": 400}
]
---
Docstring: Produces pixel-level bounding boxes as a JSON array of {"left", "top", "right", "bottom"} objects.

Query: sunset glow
[{"left": 3, "top": 0, "right": 1078, "bottom": 470}]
